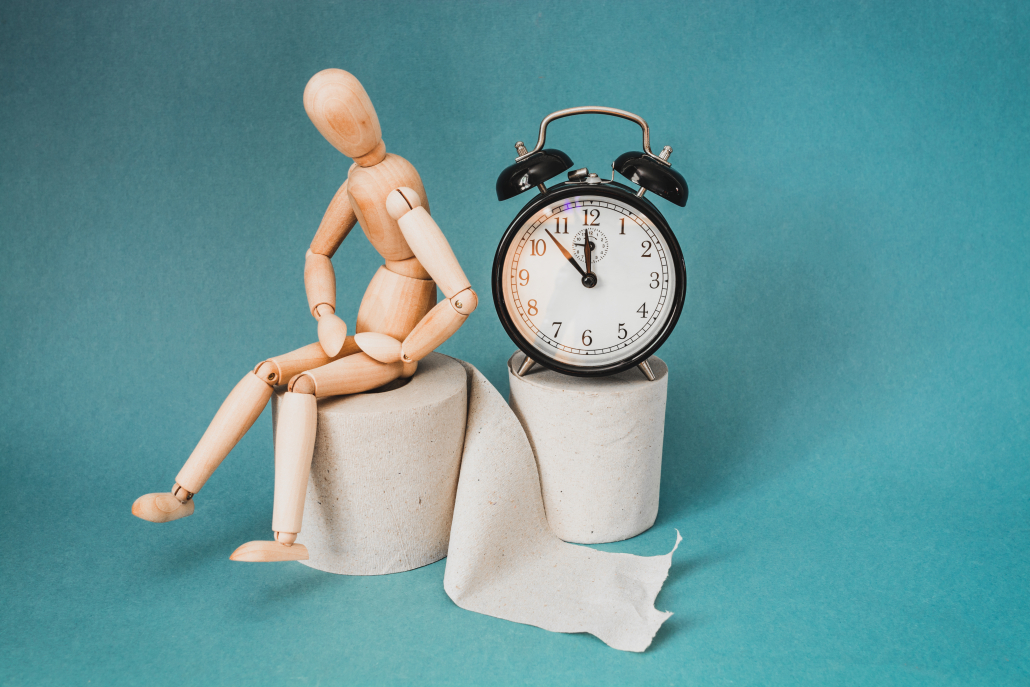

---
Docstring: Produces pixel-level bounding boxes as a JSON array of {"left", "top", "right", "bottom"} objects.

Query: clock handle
[{"left": 518, "top": 106, "right": 670, "bottom": 167}]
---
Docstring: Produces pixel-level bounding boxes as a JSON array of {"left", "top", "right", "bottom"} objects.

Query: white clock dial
[{"left": 501, "top": 194, "right": 677, "bottom": 368}]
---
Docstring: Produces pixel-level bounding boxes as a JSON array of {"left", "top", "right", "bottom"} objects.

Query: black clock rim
[{"left": 492, "top": 181, "right": 687, "bottom": 378}]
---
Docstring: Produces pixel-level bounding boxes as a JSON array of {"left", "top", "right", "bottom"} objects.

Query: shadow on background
[
  {"left": 139, "top": 509, "right": 273, "bottom": 579},
  {"left": 239, "top": 571, "right": 339, "bottom": 622},
  {"left": 658, "top": 240, "right": 858, "bottom": 519}
]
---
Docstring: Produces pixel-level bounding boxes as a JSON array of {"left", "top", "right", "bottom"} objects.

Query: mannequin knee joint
[
  {"left": 254, "top": 361, "right": 280, "bottom": 386},
  {"left": 288, "top": 373, "right": 317, "bottom": 395}
]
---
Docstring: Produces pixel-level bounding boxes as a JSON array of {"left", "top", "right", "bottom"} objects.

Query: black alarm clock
[{"left": 492, "top": 106, "right": 689, "bottom": 380}]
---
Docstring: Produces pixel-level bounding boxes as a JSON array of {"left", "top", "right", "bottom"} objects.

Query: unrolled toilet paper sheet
[{"left": 445, "top": 361, "right": 680, "bottom": 653}]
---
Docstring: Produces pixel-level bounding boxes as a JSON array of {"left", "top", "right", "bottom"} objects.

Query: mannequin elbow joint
[{"left": 449, "top": 288, "right": 477, "bottom": 316}]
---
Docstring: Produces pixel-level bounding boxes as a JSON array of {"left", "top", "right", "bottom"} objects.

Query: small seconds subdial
[
  {"left": 501, "top": 195, "right": 676, "bottom": 369},
  {"left": 572, "top": 227, "right": 608, "bottom": 265}
]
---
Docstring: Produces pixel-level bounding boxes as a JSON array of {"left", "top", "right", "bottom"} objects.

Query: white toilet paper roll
[
  {"left": 271, "top": 352, "right": 467, "bottom": 575},
  {"left": 507, "top": 352, "right": 669, "bottom": 544}
]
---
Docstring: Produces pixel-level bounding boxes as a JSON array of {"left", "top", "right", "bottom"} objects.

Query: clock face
[{"left": 497, "top": 187, "right": 683, "bottom": 373}]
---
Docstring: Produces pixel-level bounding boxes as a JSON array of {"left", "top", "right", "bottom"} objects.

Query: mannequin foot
[
  {"left": 229, "top": 539, "right": 309, "bottom": 562},
  {"left": 132, "top": 492, "right": 195, "bottom": 523}
]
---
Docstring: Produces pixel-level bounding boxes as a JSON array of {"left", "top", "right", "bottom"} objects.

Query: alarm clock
[{"left": 492, "top": 106, "right": 689, "bottom": 380}]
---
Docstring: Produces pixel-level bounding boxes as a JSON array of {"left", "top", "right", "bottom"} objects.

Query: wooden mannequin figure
[{"left": 132, "top": 69, "right": 477, "bottom": 563}]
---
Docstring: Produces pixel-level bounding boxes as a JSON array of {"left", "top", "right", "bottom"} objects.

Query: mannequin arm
[
  {"left": 305, "top": 180, "right": 357, "bottom": 356},
  {"left": 385, "top": 188, "right": 477, "bottom": 362}
]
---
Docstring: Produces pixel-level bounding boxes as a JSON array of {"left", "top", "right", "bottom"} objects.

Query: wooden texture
[
  {"left": 402, "top": 298, "right": 467, "bottom": 362},
  {"left": 316, "top": 309, "right": 349, "bottom": 358},
  {"left": 229, "top": 540, "right": 309, "bottom": 562},
  {"left": 449, "top": 286, "right": 478, "bottom": 316},
  {"left": 257, "top": 340, "right": 359, "bottom": 386},
  {"left": 131, "top": 492, "right": 195, "bottom": 523},
  {"left": 356, "top": 266, "right": 437, "bottom": 341},
  {"left": 388, "top": 189, "right": 470, "bottom": 298},
  {"left": 309, "top": 179, "right": 357, "bottom": 257},
  {"left": 353, "top": 140, "right": 386, "bottom": 167},
  {"left": 290, "top": 375, "right": 316, "bottom": 395},
  {"left": 274, "top": 353, "right": 467, "bottom": 575},
  {"left": 303, "top": 68, "right": 384, "bottom": 164},
  {"left": 385, "top": 256, "right": 431, "bottom": 279},
  {"left": 294, "top": 352, "right": 404, "bottom": 399},
  {"left": 271, "top": 392, "right": 318, "bottom": 535},
  {"left": 347, "top": 155, "right": 428, "bottom": 260},
  {"left": 304, "top": 250, "right": 336, "bottom": 315},
  {"left": 354, "top": 332, "right": 403, "bottom": 364},
  {"left": 134, "top": 70, "right": 480, "bottom": 567},
  {"left": 174, "top": 372, "right": 274, "bottom": 494}
]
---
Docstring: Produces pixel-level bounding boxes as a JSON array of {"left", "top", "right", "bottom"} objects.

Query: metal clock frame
[{"left": 492, "top": 180, "right": 687, "bottom": 378}]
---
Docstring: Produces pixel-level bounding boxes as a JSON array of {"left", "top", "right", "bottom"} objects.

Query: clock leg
[
  {"left": 638, "top": 359, "right": 656, "bottom": 382},
  {"left": 516, "top": 356, "right": 536, "bottom": 377}
]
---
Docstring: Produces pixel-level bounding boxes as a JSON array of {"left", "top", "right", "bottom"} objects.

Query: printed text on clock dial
[{"left": 503, "top": 197, "right": 676, "bottom": 367}]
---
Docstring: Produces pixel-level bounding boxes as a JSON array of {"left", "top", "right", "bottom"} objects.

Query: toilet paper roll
[
  {"left": 507, "top": 352, "right": 669, "bottom": 544},
  {"left": 271, "top": 352, "right": 467, "bottom": 575}
]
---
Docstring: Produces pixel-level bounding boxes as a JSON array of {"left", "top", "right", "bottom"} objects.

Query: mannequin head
[{"left": 304, "top": 69, "right": 386, "bottom": 167}]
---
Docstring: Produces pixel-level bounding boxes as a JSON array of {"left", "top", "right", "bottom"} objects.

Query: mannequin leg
[
  {"left": 174, "top": 373, "right": 273, "bottom": 495},
  {"left": 229, "top": 352, "right": 412, "bottom": 562},
  {"left": 132, "top": 339, "right": 358, "bottom": 523}
]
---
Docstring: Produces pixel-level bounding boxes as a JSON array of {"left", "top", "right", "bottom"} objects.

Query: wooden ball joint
[{"left": 131, "top": 69, "right": 477, "bottom": 563}]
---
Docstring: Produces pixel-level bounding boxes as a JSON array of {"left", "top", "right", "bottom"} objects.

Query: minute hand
[{"left": 544, "top": 228, "right": 588, "bottom": 278}]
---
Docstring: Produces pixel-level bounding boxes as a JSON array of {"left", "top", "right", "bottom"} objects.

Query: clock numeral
[
  {"left": 618, "top": 323, "right": 627, "bottom": 340},
  {"left": 529, "top": 239, "right": 546, "bottom": 256},
  {"left": 527, "top": 299, "right": 538, "bottom": 316},
  {"left": 641, "top": 240, "right": 653, "bottom": 257},
  {"left": 620, "top": 218, "right": 626, "bottom": 235},
  {"left": 552, "top": 322, "right": 562, "bottom": 337},
  {"left": 554, "top": 217, "right": 568, "bottom": 234},
  {"left": 582, "top": 209, "right": 600, "bottom": 226},
  {"left": 581, "top": 330, "right": 593, "bottom": 347},
  {"left": 519, "top": 269, "right": 530, "bottom": 285},
  {"left": 637, "top": 302, "right": 648, "bottom": 319},
  {"left": 650, "top": 272, "right": 660, "bottom": 289}
]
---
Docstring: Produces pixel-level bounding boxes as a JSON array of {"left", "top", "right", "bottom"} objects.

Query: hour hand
[
  {"left": 545, "top": 229, "right": 596, "bottom": 288},
  {"left": 578, "top": 231, "right": 594, "bottom": 277}
]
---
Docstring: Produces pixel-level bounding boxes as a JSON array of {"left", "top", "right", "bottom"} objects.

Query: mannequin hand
[
  {"left": 315, "top": 304, "right": 348, "bottom": 357},
  {"left": 353, "top": 332, "right": 402, "bottom": 364}
]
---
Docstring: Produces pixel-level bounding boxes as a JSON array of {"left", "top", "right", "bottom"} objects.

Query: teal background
[{"left": 1, "top": 1, "right": 1027, "bottom": 685}]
